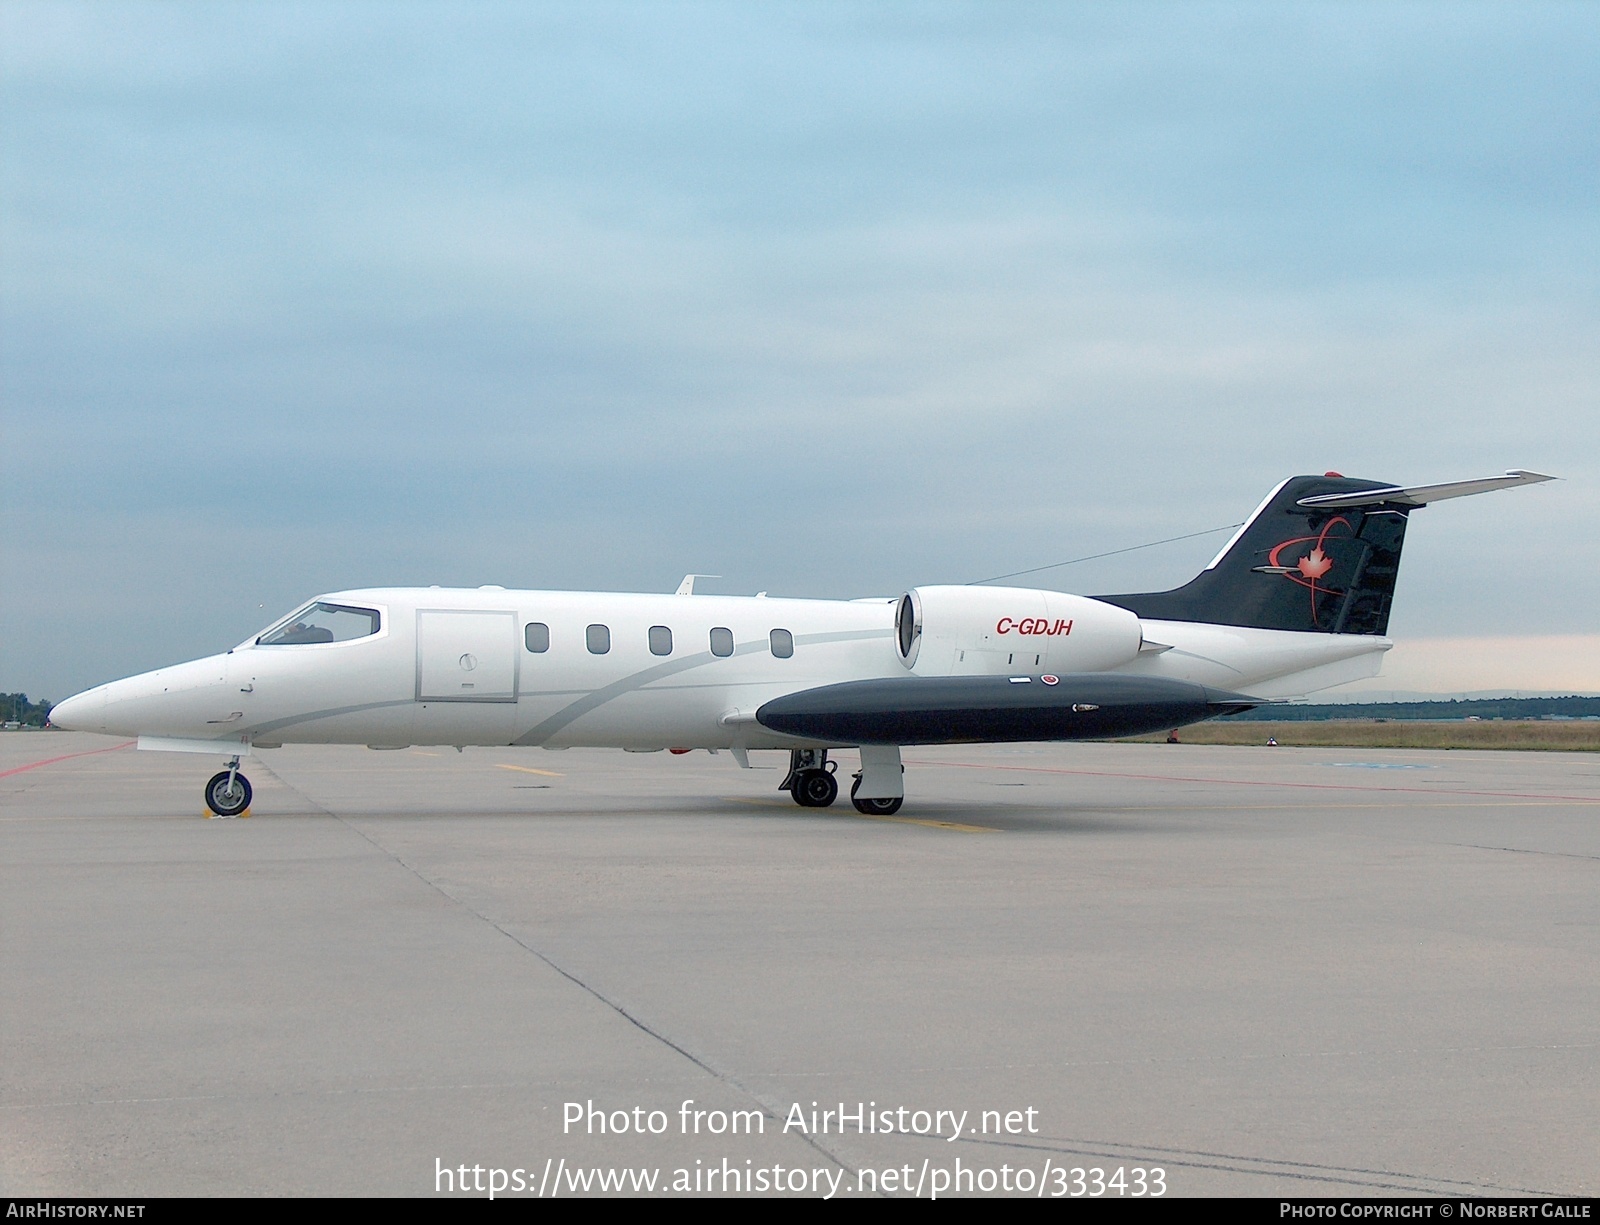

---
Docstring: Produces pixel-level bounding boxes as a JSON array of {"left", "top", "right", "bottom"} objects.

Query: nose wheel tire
[
  {"left": 205, "top": 770, "right": 252, "bottom": 817},
  {"left": 850, "top": 777, "right": 903, "bottom": 816},
  {"left": 792, "top": 769, "right": 838, "bottom": 808}
]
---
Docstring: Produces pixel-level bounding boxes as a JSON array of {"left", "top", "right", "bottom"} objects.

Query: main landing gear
[
  {"left": 849, "top": 777, "right": 903, "bottom": 816},
  {"left": 781, "top": 748, "right": 838, "bottom": 808},
  {"left": 781, "top": 747, "right": 905, "bottom": 815},
  {"left": 205, "top": 757, "right": 252, "bottom": 818}
]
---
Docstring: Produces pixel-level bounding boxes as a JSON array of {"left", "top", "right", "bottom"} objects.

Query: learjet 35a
[{"left": 49, "top": 470, "right": 1552, "bottom": 817}]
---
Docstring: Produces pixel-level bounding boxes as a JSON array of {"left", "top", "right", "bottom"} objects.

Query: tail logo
[
  {"left": 1294, "top": 547, "right": 1334, "bottom": 580},
  {"left": 1255, "top": 516, "right": 1359, "bottom": 627}
]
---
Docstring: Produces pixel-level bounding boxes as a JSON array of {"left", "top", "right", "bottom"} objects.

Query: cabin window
[
  {"left": 649, "top": 625, "right": 673, "bottom": 656},
  {"left": 770, "top": 628, "right": 794, "bottom": 658},
  {"left": 709, "top": 627, "right": 734, "bottom": 657},
  {"left": 586, "top": 624, "right": 611, "bottom": 654},
  {"left": 258, "top": 602, "right": 380, "bottom": 645},
  {"left": 524, "top": 622, "right": 550, "bottom": 653}
]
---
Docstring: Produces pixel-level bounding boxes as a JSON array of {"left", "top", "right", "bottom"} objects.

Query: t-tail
[{"left": 1097, "top": 470, "right": 1555, "bottom": 635}]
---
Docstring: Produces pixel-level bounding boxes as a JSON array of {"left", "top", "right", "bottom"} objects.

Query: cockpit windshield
[{"left": 258, "top": 602, "right": 381, "bottom": 646}]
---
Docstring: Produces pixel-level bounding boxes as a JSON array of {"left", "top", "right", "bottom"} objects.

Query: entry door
[{"left": 416, "top": 610, "right": 519, "bottom": 702}]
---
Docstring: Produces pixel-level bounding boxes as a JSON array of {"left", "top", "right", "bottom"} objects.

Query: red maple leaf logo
[
  {"left": 1265, "top": 516, "right": 1355, "bottom": 628},
  {"left": 1296, "top": 547, "right": 1334, "bottom": 580}
]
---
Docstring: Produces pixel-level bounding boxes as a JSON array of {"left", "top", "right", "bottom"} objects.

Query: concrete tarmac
[{"left": 3, "top": 731, "right": 1597, "bottom": 1198}]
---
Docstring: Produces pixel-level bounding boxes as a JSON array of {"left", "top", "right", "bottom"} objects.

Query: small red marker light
[{"left": 1324, "top": 471, "right": 1344, "bottom": 478}]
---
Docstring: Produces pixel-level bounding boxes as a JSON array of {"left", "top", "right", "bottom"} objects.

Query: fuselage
[{"left": 50, "top": 584, "right": 1390, "bottom": 752}]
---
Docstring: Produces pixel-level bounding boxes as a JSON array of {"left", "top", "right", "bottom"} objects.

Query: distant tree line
[
  {"left": 1, "top": 694, "right": 55, "bottom": 726},
  {"left": 1223, "top": 696, "right": 1600, "bottom": 722}
]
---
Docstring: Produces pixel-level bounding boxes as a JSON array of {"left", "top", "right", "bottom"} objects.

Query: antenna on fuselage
[{"left": 675, "top": 574, "right": 722, "bottom": 595}]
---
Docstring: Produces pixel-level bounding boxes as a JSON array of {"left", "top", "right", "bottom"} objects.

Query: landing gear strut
[
  {"left": 850, "top": 744, "right": 905, "bottom": 815},
  {"left": 205, "top": 757, "right": 252, "bottom": 818},
  {"left": 781, "top": 748, "right": 838, "bottom": 808}
]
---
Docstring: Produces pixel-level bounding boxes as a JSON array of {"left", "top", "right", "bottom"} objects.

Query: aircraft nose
[{"left": 49, "top": 687, "right": 106, "bottom": 732}]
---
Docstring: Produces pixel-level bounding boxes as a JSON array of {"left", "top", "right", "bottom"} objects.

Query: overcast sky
[{"left": 3, "top": 1, "right": 1596, "bottom": 702}]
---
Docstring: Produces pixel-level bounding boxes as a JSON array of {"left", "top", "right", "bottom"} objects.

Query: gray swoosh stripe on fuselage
[
  {"left": 245, "top": 699, "right": 418, "bottom": 738},
  {"left": 512, "top": 627, "right": 893, "bottom": 746},
  {"left": 238, "top": 628, "right": 894, "bottom": 745},
  {"left": 793, "top": 629, "right": 895, "bottom": 647}
]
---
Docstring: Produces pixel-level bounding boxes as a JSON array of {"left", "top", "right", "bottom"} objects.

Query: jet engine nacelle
[{"left": 895, "top": 585, "right": 1144, "bottom": 676}]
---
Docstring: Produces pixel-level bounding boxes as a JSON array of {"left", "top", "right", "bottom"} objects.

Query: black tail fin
[{"left": 1097, "top": 474, "right": 1410, "bottom": 635}]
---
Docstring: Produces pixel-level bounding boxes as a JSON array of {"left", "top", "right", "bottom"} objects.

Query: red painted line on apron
[
  {"left": 906, "top": 758, "right": 1600, "bottom": 805},
  {"left": 0, "top": 741, "right": 137, "bottom": 779}
]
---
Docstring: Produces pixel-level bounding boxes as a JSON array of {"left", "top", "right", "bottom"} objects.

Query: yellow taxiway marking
[
  {"left": 1104, "top": 801, "right": 1577, "bottom": 812},
  {"left": 717, "top": 797, "right": 997, "bottom": 831},
  {"left": 857, "top": 814, "right": 999, "bottom": 833},
  {"left": 496, "top": 764, "right": 564, "bottom": 778}
]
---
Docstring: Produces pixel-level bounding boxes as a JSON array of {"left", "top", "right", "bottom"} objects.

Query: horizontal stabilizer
[
  {"left": 1296, "top": 470, "right": 1555, "bottom": 509},
  {"left": 756, "top": 674, "right": 1257, "bottom": 745}
]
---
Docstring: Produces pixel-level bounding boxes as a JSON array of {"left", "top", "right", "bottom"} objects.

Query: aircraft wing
[{"left": 755, "top": 673, "right": 1258, "bottom": 745}]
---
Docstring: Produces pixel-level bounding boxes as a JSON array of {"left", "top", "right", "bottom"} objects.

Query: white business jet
[{"left": 49, "top": 470, "right": 1552, "bottom": 817}]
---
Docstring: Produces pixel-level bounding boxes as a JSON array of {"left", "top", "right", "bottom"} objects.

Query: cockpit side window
[{"left": 259, "top": 602, "right": 381, "bottom": 645}]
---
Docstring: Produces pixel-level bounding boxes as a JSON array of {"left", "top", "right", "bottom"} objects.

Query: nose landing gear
[{"left": 205, "top": 757, "right": 252, "bottom": 818}]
